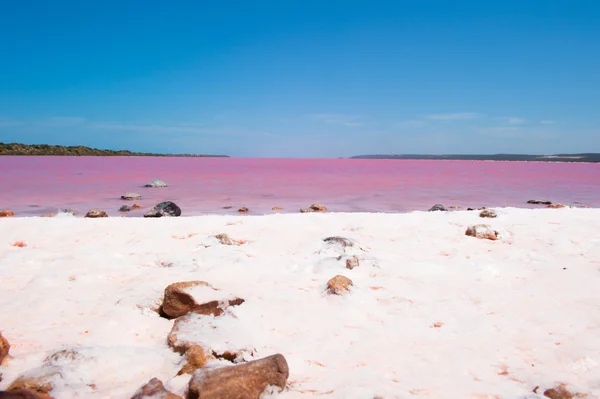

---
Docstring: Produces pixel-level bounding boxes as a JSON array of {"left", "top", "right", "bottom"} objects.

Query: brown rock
[
  {"left": 465, "top": 224, "right": 499, "bottom": 240},
  {"left": 326, "top": 275, "right": 353, "bottom": 295},
  {"left": 345, "top": 256, "right": 359, "bottom": 270},
  {"left": 0, "top": 332, "right": 9, "bottom": 364},
  {"left": 272, "top": 206, "right": 283, "bottom": 211},
  {"left": 479, "top": 209, "right": 497, "bottom": 218},
  {"left": 84, "top": 209, "right": 108, "bottom": 218},
  {"left": 130, "top": 378, "right": 181, "bottom": 399},
  {"left": 177, "top": 345, "right": 207, "bottom": 375},
  {"left": 132, "top": 203, "right": 142, "bottom": 209},
  {"left": 188, "top": 354, "right": 289, "bottom": 399},
  {"left": 547, "top": 204, "right": 567, "bottom": 209},
  {"left": 300, "top": 203, "right": 327, "bottom": 213},
  {"left": 0, "top": 210, "right": 14, "bottom": 217},
  {"left": 7, "top": 378, "right": 53, "bottom": 398},
  {"left": 238, "top": 207, "right": 249, "bottom": 213},
  {"left": 543, "top": 384, "right": 582, "bottom": 399},
  {"left": 121, "top": 193, "right": 142, "bottom": 201},
  {"left": 161, "top": 281, "right": 245, "bottom": 320},
  {"left": 0, "top": 389, "right": 50, "bottom": 399},
  {"left": 215, "top": 234, "right": 242, "bottom": 246}
]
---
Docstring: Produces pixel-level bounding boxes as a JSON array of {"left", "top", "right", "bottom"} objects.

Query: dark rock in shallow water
[
  {"left": 527, "top": 199, "right": 552, "bottom": 205},
  {"left": 428, "top": 204, "right": 447, "bottom": 212},
  {"left": 145, "top": 179, "right": 168, "bottom": 188},
  {"left": 144, "top": 201, "right": 181, "bottom": 218},
  {"left": 119, "top": 205, "right": 132, "bottom": 212}
]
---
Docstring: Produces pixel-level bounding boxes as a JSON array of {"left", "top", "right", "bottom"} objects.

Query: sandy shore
[{"left": 1, "top": 208, "right": 599, "bottom": 398}]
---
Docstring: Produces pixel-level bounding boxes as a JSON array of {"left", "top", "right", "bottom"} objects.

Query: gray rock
[
  {"left": 145, "top": 179, "right": 168, "bottom": 188},
  {"left": 479, "top": 209, "right": 497, "bottom": 218},
  {"left": 119, "top": 205, "right": 132, "bottom": 212},
  {"left": 428, "top": 204, "right": 447, "bottom": 212},
  {"left": 143, "top": 201, "right": 181, "bottom": 218},
  {"left": 527, "top": 199, "right": 552, "bottom": 205},
  {"left": 121, "top": 192, "right": 142, "bottom": 200},
  {"left": 85, "top": 209, "right": 108, "bottom": 218}
]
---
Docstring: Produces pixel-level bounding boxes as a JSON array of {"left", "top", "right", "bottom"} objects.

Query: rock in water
[
  {"left": 121, "top": 192, "right": 142, "bottom": 200},
  {"left": 238, "top": 207, "right": 249, "bottom": 213},
  {"left": 143, "top": 201, "right": 181, "bottom": 218},
  {"left": 527, "top": 199, "right": 552, "bottom": 205},
  {"left": 326, "top": 275, "right": 353, "bottom": 295},
  {"left": 119, "top": 205, "right": 132, "bottom": 212},
  {"left": 0, "top": 210, "right": 14, "bottom": 217},
  {"left": 300, "top": 203, "right": 327, "bottom": 213},
  {"left": 130, "top": 378, "right": 181, "bottom": 399},
  {"left": 144, "top": 179, "right": 167, "bottom": 188},
  {"left": 85, "top": 209, "right": 108, "bottom": 218},
  {"left": 187, "top": 354, "right": 289, "bottom": 399},
  {"left": 465, "top": 224, "right": 499, "bottom": 240},
  {"left": 428, "top": 204, "right": 447, "bottom": 212},
  {"left": 0, "top": 332, "right": 9, "bottom": 364},
  {"left": 479, "top": 209, "right": 497, "bottom": 218}
]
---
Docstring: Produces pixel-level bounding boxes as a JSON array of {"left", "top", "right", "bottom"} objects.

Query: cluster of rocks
[{"left": 300, "top": 203, "right": 327, "bottom": 213}]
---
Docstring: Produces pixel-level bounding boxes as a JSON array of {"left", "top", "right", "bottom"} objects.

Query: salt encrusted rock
[
  {"left": 143, "top": 201, "right": 181, "bottom": 218},
  {"left": 160, "top": 281, "right": 245, "bottom": 320},
  {"left": 479, "top": 209, "right": 497, "bottom": 218},
  {"left": 0, "top": 210, "right": 14, "bottom": 217},
  {"left": 326, "top": 275, "right": 353, "bottom": 295},
  {"left": 346, "top": 255, "right": 360, "bottom": 270},
  {"left": 324, "top": 236, "right": 355, "bottom": 248},
  {"left": 119, "top": 205, "right": 132, "bottom": 212},
  {"left": 84, "top": 209, "right": 108, "bottom": 218},
  {"left": 428, "top": 204, "right": 447, "bottom": 212},
  {"left": 215, "top": 233, "right": 242, "bottom": 246},
  {"left": 187, "top": 354, "right": 289, "bottom": 399},
  {"left": 6, "top": 377, "right": 54, "bottom": 399},
  {"left": 300, "top": 203, "right": 327, "bottom": 213},
  {"left": 145, "top": 179, "right": 168, "bottom": 188},
  {"left": 130, "top": 378, "right": 181, "bottom": 399},
  {"left": 527, "top": 199, "right": 552, "bottom": 205},
  {"left": 121, "top": 192, "right": 142, "bottom": 201},
  {"left": 176, "top": 345, "right": 207, "bottom": 376},
  {"left": 543, "top": 384, "right": 584, "bottom": 399},
  {"left": 238, "top": 207, "right": 249, "bottom": 213},
  {"left": 465, "top": 224, "right": 499, "bottom": 240},
  {"left": 0, "top": 332, "right": 9, "bottom": 364},
  {"left": 0, "top": 389, "right": 51, "bottom": 399}
]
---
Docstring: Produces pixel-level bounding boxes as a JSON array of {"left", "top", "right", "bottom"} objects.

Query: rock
[
  {"left": 215, "top": 234, "right": 242, "bottom": 246},
  {"left": 0, "top": 210, "right": 14, "bottom": 217},
  {"left": 160, "top": 281, "right": 245, "bottom": 320},
  {"left": 547, "top": 204, "right": 567, "bottom": 209},
  {"left": 130, "top": 378, "right": 181, "bottom": 399},
  {"left": 145, "top": 179, "right": 167, "bottom": 188},
  {"left": 132, "top": 203, "right": 142, "bottom": 209},
  {"left": 143, "top": 201, "right": 181, "bottom": 218},
  {"left": 121, "top": 193, "right": 142, "bottom": 201},
  {"left": 527, "top": 199, "right": 552, "bottom": 205},
  {"left": 300, "top": 203, "right": 327, "bottom": 213},
  {"left": 84, "top": 209, "right": 108, "bottom": 218},
  {"left": 177, "top": 345, "right": 207, "bottom": 375},
  {"left": 6, "top": 377, "right": 53, "bottom": 399},
  {"left": 543, "top": 384, "right": 582, "bottom": 399},
  {"left": 324, "top": 236, "right": 355, "bottom": 248},
  {"left": 272, "top": 206, "right": 283, "bottom": 211},
  {"left": 0, "top": 390, "right": 51, "bottom": 399},
  {"left": 188, "top": 354, "right": 289, "bottom": 399},
  {"left": 479, "top": 209, "right": 497, "bottom": 218},
  {"left": 119, "top": 205, "right": 132, "bottom": 212},
  {"left": 428, "top": 204, "right": 447, "bottom": 212},
  {"left": 238, "top": 207, "right": 249, "bottom": 213},
  {"left": 465, "top": 224, "right": 499, "bottom": 240},
  {"left": 0, "top": 332, "right": 9, "bottom": 364},
  {"left": 346, "top": 256, "right": 360, "bottom": 270},
  {"left": 326, "top": 275, "right": 353, "bottom": 295}
]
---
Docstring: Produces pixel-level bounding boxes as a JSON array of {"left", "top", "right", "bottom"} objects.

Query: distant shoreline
[
  {"left": 350, "top": 154, "right": 600, "bottom": 163},
  {"left": 0, "top": 142, "right": 229, "bottom": 157}
]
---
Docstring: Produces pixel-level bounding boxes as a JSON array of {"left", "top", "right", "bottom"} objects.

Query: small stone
[
  {"left": 130, "top": 378, "right": 181, "bottom": 399},
  {"left": 121, "top": 193, "right": 142, "bottom": 201},
  {"left": 143, "top": 201, "right": 181, "bottom": 218},
  {"left": 85, "top": 209, "right": 108, "bottom": 218},
  {"left": 0, "top": 210, "right": 15, "bottom": 217},
  {"left": 119, "top": 205, "right": 132, "bottom": 212},
  {"left": 187, "top": 354, "right": 289, "bottom": 399},
  {"left": 215, "top": 233, "right": 242, "bottom": 246},
  {"left": 326, "top": 275, "right": 353, "bottom": 295},
  {"left": 238, "top": 207, "right": 249, "bottom": 213},
  {"left": 324, "top": 236, "right": 355, "bottom": 248},
  {"left": 346, "top": 256, "right": 360, "bottom": 270},
  {"left": 0, "top": 332, "right": 9, "bottom": 364},
  {"left": 428, "top": 204, "right": 447, "bottom": 212},
  {"left": 301, "top": 203, "right": 327, "bottom": 213},
  {"left": 479, "top": 209, "right": 497, "bottom": 218},
  {"left": 543, "top": 384, "right": 581, "bottom": 399},
  {"left": 465, "top": 224, "right": 499, "bottom": 240},
  {"left": 547, "top": 204, "right": 567, "bottom": 209},
  {"left": 144, "top": 179, "right": 167, "bottom": 188},
  {"left": 131, "top": 203, "right": 142, "bottom": 209},
  {"left": 160, "top": 281, "right": 245, "bottom": 319},
  {"left": 177, "top": 345, "right": 207, "bottom": 375},
  {"left": 272, "top": 206, "right": 283, "bottom": 211},
  {"left": 527, "top": 199, "right": 552, "bottom": 205}
]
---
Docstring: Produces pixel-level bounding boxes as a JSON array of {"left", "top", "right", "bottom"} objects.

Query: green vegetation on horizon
[{"left": 0, "top": 142, "right": 228, "bottom": 157}]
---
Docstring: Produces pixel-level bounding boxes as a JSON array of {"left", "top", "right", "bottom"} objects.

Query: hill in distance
[
  {"left": 350, "top": 153, "right": 600, "bottom": 162},
  {"left": 0, "top": 142, "right": 228, "bottom": 157}
]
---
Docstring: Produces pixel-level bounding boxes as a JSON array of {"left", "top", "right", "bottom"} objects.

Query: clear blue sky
[{"left": 0, "top": 1, "right": 598, "bottom": 157}]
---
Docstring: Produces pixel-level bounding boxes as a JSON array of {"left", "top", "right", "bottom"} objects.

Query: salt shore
[{"left": 1, "top": 208, "right": 599, "bottom": 398}]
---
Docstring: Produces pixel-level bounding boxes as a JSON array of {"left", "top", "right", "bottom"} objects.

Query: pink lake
[{"left": 0, "top": 156, "right": 598, "bottom": 216}]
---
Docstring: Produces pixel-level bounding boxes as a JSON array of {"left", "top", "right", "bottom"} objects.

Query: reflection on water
[{"left": 0, "top": 156, "right": 598, "bottom": 216}]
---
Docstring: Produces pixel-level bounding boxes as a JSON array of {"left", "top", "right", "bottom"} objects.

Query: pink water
[{"left": 1, "top": 156, "right": 598, "bottom": 216}]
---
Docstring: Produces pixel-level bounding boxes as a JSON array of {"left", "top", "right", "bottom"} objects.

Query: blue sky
[{"left": 0, "top": 1, "right": 599, "bottom": 157}]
